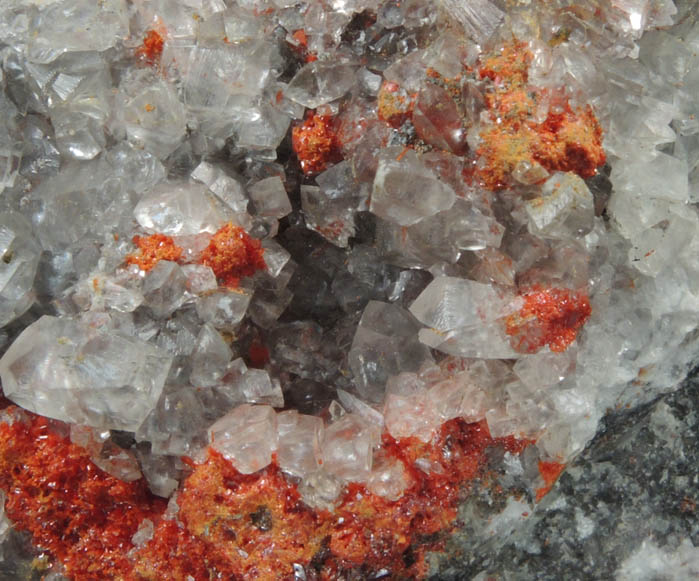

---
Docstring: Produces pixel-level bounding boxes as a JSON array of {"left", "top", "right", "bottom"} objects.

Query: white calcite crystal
[
  {"left": 0, "top": 212, "right": 41, "bottom": 327},
  {"left": 371, "top": 148, "right": 456, "bottom": 226},
  {"left": 320, "top": 413, "right": 375, "bottom": 482},
  {"left": 248, "top": 176, "right": 292, "bottom": 220},
  {"left": 209, "top": 404, "right": 278, "bottom": 475},
  {"left": 285, "top": 60, "right": 357, "bottom": 109},
  {"left": 0, "top": 315, "right": 172, "bottom": 431},
  {"left": 134, "top": 183, "right": 234, "bottom": 236},
  {"left": 410, "top": 277, "right": 520, "bottom": 359},
  {"left": 276, "top": 410, "right": 323, "bottom": 479},
  {"left": 525, "top": 172, "right": 595, "bottom": 238},
  {"left": 349, "top": 300, "right": 432, "bottom": 402}
]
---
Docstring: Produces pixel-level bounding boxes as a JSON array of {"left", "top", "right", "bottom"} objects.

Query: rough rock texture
[{"left": 430, "top": 371, "right": 698, "bottom": 580}]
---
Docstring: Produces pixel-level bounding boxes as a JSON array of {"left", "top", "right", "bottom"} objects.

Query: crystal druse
[{"left": 0, "top": 0, "right": 697, "bottom": 579}]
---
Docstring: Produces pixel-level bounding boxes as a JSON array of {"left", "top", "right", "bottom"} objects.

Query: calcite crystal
[{"left": 0, "top": 0, "right": 697, "bottom": 579}]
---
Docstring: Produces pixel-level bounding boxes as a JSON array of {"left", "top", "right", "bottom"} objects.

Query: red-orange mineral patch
[
  {"left": 476, "top": 41, "right": 606, "bottom": 190},
  {"left": 136, "top": 29, "right": 165, "bottom": 65},
  {"left": 0, "top": 411, "right": 165, "bottom": 580},
  {"left": 506, "top": 286, "right": 592, "bottom": 353},
  {"left": 125, "top": 233, "right": 183, "bottom": 272},
  {"left": 291, "top": 112, "right": 342, "bottom": 175},
  {"left": 199, "top": 223, "right": 266, "bottom": 288},
  {"left": 0, "top": 410, "right": 532, "bottom": 580},
  {"left": 535, "top": 460, "right": 566, "bottom": 502}
]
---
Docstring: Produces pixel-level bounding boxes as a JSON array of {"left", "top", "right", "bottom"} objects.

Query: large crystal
[
  {"left": 0, "top": 212, "right": 41, "bottom": 328},
  {"left": 0, "top": 315, "right": 172, "bottom": 431},
  {"left": 525, "top": 172, "right": 595, "bottom": 238},
  {"left": 371, "top": 148, "right": 456, "bottom": 226},
  {"left": 208, "top": 404, "right": 278, "bottom": 474},
  {"left": 27, "top": 0, "right": 128, "bottom": 64},
  {"left": 410, "top": 276, "right": 520, "bottom": 358},
  {"left": 276, "top": 410, "right": 323, "bottom": 479},
  {"left": 113, "top": 70, "right": 186, "bottom": 159},
  {"left": 349, "top": 301, "right": 433, "bottom": 402},
  {"left": 320, "top": 413, "right": 374, "bottom": 482},
  {"left": 285, "top": 60, "right": 357, "bottom": 109},
  {"left": 134, "top": 182, "right": 234, "bottom": 236}
]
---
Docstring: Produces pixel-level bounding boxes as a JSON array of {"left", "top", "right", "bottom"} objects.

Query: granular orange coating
[
  {"left": 136, "top": 29, "right": 164, "bottom": 64},
  {"left": 291, "top": 112, "right": 342, "bottom": 175},
  {"left": 535, "top": 460, "right": 566, "bottom": 502},
  {"left": 506, "top": 286, "right": 592, "bottom": 353},
  {"left": 125, "top": 233, "right": 183, "bottom": 272},
  {"left": 377, "top": 81, "right": 415, "bottom": 128},
  {"left": 476, "top": 42, "right": 606, "bottom": 189},
  {"left": 0, "top": 411, "right": 165, "bottom": 580},
  {"left": 199, "top": 223, "right": 266, "bottom": 288},
  {"left": 0, "top": 409, "right": 532, "bottom": 579}
]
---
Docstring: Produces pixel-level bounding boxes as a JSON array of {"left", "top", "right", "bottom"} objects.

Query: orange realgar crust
[
  {"left": 0, "top": 409, "right": 531, "bottom": 580},
  {"left": 291, "top": 112, "right": 343, "bottom": 176},
  {"left": 125, "top": 233, "right": 183, "bottom": 272},
  {"left": 198, "top": 223, "right": 267, "bottom": 288},
  {"left": 476, "top": 41, "right": 606, "bottom": 190}
]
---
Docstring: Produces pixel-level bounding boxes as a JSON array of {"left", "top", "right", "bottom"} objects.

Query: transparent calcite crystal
[
  {"left": 209, "top": 404, "right": 278, "bottom": 475},
  {"left": 0, "top": 93, "right": 22, "bottom": 194},
  {"left": 248, "top": 176, "right": 292, "bottom": 220},
  {"left": 297, "top": 469, "right": 343, "bottom": 511},
  {"left": 440, "top": 0, "right": 504, "bottom": 44},
  {"left": 285, "top": 60, "right": 357, "bottom": 109},
  {"left": 410, "top": 276, "right": 520, "bottom": 358},
  {"left": 349, "top": 300, "right": 433, "bottom": 402},
  {"left": 190, "top": 323, "right": 232, "bottom": 387},
  {"left": 276, "top": 410, "right": 323, "bottom": 479},
  {"left": 27, "top": 0, "right": 128, "bottom": 64},
  {"left": 525, "top": 172, "right": 595, "bottom": 238},
  {"left": 113, "top": 69, "right": 186, "bottom": 160},
  {"left": 366, "top": 451, "right": 410, "bottom": 501},
  {"left": 195, "top": 287, "right": 253, "bottom": 330},
  {"left": 134, "top": 182, "right": 234, "bottom": 236},
  {"left": 0, "top": 212, "right": 41, "bottom": 328},
  {"left": 383, "top": 372, "right": 439, "bottom": 442},
  {"left": 72, "top": 272, "right": 144, "bottom": 313},
  {"left": 0, "top": 315, "right": 172, "bottom": 431},
  {"left": 191, "top": 161, "right": 248, "bottom": 215},
  {"left": 301, "top": 160, "right": 368, "bottom": 247},
  {"left": 142, "top": 261, "right": 187, "bottom": 319},
  {"left": 70, "top": 424, "right": 141, "bottom": 482},
  {"left": 371, "top": 148, "right": 456, "bottom": 226},
  {"left": 320, "top": 413, "right": 374, "bottom": 482},
  {"left": 225, "top": 365, "right": 284, "bottom": 408},
  {"left": 136, "top": 385, "right": 208, "bottom": 456}
]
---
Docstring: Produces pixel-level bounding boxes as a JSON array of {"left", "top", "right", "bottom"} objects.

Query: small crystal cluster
[{"left": 0, "top": 0, "right": 697, "bottom": 579}]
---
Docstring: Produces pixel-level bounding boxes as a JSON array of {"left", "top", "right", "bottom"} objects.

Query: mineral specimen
[{"left": 0, "top": 0, "right": 696, "bottom": 579}]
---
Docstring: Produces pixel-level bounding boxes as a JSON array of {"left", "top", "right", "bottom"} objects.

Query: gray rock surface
[{"left": 430, "top": 372, "right": 698, "bottom": 580}]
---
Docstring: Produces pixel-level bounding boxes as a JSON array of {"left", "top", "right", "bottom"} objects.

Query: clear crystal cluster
[{"left": 0, "top": 0, "right": 697, "bottom": 575}]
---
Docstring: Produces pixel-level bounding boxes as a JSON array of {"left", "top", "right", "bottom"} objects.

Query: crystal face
[
  {"left": 0, "top": 315, "right": 172, "bottom": 431},
  {"left": 0, "top": 0, "right": 696, "bottom": 579}
]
